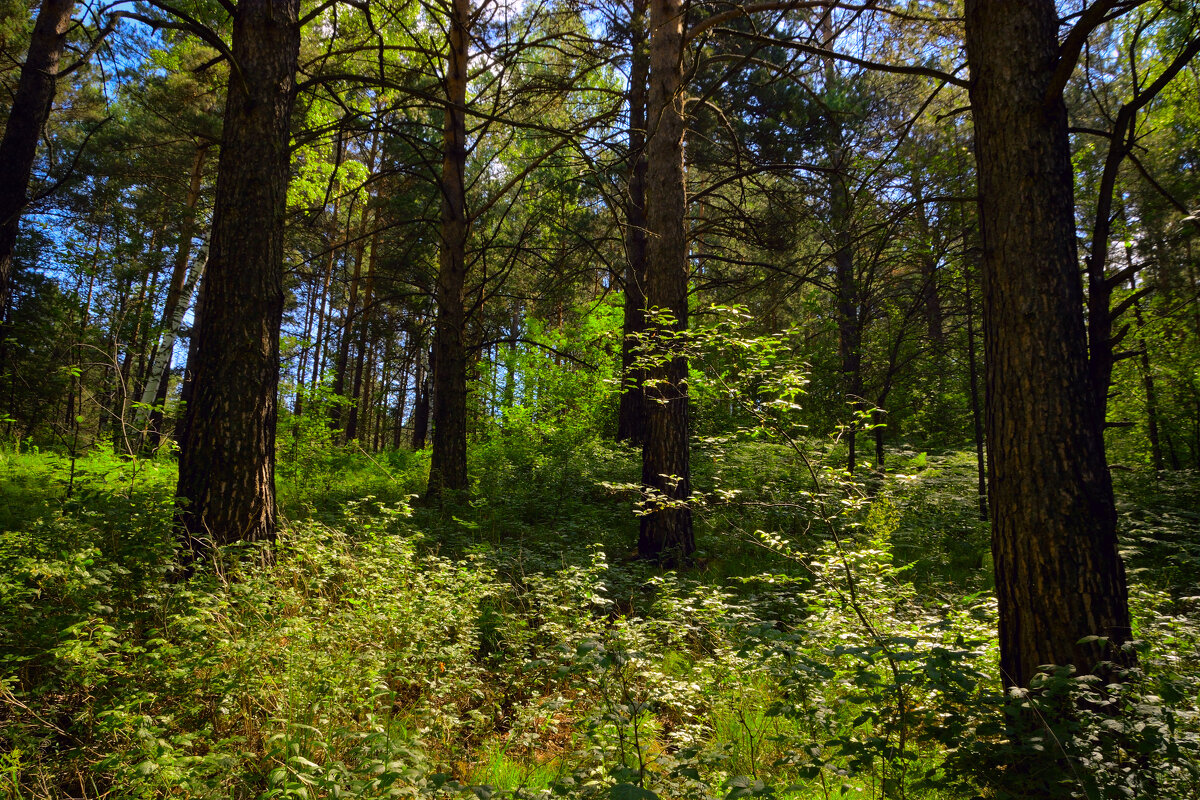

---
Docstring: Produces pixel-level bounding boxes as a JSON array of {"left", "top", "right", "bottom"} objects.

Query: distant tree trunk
[
  {"left": 173, "top": 274, "right": 203, "bottom": 446},
  {"left": 820, "top": 15, "right": 863, "bottom": 474},
  {"left": 638, "top": 0, "right": 693, "bottom": 562},
  {"left": 964, "top": 262, "right": 987, "bottom": 521},
  {"left": 427, "top": 0, "right": 471, "bottom": 500},
  {"left": 412, "top": 347, "right": 431, "bottom": 451},
  {"left": 135, "top": 243, "right": 207, "bottom": 452},
  {"left": 332, "top": 206, "right": 369, "bottom": 432},
  {"left": 307, "top": 196, "right": 342, "bottom": 405},
  {"left": 0, "top": 0, "right": 76, "bottom": 320},
  {"left": 374, "top": 335, "right": 390, "bottom": 451},
  {"left": 965, "top": 0, "right": 1131, "bottom": 689},
  {"left": 617, "top": 0, "right": 649, "bottom": 445},
  {"left": 1126, "top": 251, "right": 1163, "bottom": 472},
  {"left": 296, "top": 282, "right": 316, "bottom": 414},
  {"left": 348, "top": 217, "right": 381, "bottom": 442},
  {"left": 130, "top": 228, "right": 168, "bottom": 407},
  {"left": 175, "top": 0, "right": 301, "bottom": 556},
  {"left": 912, "top": 178, "right": 944, "bottom": 347},
  {"left": 146, "top": 144, "right": 209, "bottom": 448},
  {"left": 394, "top": 334, "right": 411, "bottom": 449}
]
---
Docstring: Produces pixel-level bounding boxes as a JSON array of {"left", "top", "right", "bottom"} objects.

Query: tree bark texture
[
  {"left": 175, "top": 0, "right": 300, "bottom": 554},
  {"left": 0, "top": 0, "right": 76, "bottom": 318},
  {"left": 965, "top": 0, "right": 1131, "bottom": 689},
  {"left": 427, "top": 0, "right": 471, "bottom": 500},
  {"left": 639, "top": 0, "right": 693, "bottom": 562},
  {"left": 617, "top": 0, "right": 649, "bottom": 445}
]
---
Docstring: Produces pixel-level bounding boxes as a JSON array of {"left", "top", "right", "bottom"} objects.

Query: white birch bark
[{"left": 133, "top": 242, "right": 208, "bottom": 431}]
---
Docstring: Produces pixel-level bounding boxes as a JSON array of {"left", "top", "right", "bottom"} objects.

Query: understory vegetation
[
  {"left": 3, "top": 427, "right": 1198, "bottom": 799},
  {"left": 3, "top": 3, "right": 1200, "bottom": 797}
]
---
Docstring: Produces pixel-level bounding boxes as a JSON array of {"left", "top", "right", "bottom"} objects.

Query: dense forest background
[{"left": 1, "top": 1, "right": 1199, "bottom": 798}]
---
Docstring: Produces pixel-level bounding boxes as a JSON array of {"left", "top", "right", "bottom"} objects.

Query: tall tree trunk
[
  {"left": 394, "top": 336, "right": 411, "bottom": 450},
  {"left": 130, "top": 226, "right": 168, "bottom": 410},
  {"left": 427, "top": 0, "right": 471, "bottom": 500},
  {"left": 331, "top": 205, "right": 369, "bottom": 431},
  {"left": 965, "top": 0, "right": 1131, "bottom": 689},
  {"left": 0, "top": 0, "right": 75, "bottom": 319},
  {"left": 175, "top": 0, "right": 301, "bottom": 555},
  {"left": 1127, "top": 262, "right": 1164, "bottom": 472},
  {"left": 965, "top": 261, "right": 988, "bottom": 521},
  {"left": 173, "top": 275, "right": 203, "bottom": 446},
  {"left": 135, "top": 243, "right": 207, "bottom": 451},
  {"left": 146, "top": 147, "right": 207, "bottom": 445},
  {"left": 412, "top": 346, "right": 431, "bottom": 451},
  {"left": 295, "top": 272, "right": 316, "bottom": 413},
  {"left": 638, "top": 0, "right": 693, "bottom": 562},
  {"left": 307, "top": 195, "right": 342, "bottom": 405},
  {"left": 617, "top": 0, "right": 649, "bottom": 445},
  {"left": 912, "top": 177, "right": 944, "bottom": 347},
  {"left": 821, "top": 18, "right": 863, "bottom": 475},
  {"left": 347, "top": 215, "right": 381, "bottom": 442}
]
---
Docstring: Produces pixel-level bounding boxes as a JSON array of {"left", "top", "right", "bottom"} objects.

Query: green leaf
[{"left": 610, "top": 784, "right": 658, "bottom": 800}]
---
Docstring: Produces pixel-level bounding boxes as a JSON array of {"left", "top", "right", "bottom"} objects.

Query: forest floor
[{"left": 1, "top": 433, "right": 1198, "bottom": 799}]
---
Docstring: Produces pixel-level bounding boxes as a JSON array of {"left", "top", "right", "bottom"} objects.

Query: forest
[{"left": 1, "top": 0, "right": 1199, "bottom": 797}]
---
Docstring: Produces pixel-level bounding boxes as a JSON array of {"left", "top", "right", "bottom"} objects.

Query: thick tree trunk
[
  {"left": 965, "top": 0, "right": 1131, "bottom": 688},
  {"left": 638, "top": 0, "right": 693, "bottom": 562},
  {"left": 427, "top": 0, "right": 472, "bottom": 500},
  {"left": 617, "top": 0, "right": 650, "bottom": 445},
  {"left": 0, "top": 0, "right": 75, "bottom": 319},
  {"left": 175, "top": 0, "right": 300, "bottom": 555}
]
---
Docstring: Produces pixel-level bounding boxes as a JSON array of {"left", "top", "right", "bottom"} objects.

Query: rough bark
[
  {"left": 617, "top": 0, "right": 650, "bottom": 445},
  {"left": 175, "top": 0, "right": 300, "bottom": 555},
  {"left": 965, "top": 0, "right": 1131, "bottom": 688},
  {"left": 427, "top": 0, "right": 472, "bottom": 500},
  {"left": 638, "top": 0, "right": 693, "bottom": 562},
  {"left": 0, "top": 0, "right": 76, "bottom": 318}
]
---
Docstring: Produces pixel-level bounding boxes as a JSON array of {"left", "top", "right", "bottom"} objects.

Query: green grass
[{"left": 0, "top": 433, "right": 1198, "bottom": 799}]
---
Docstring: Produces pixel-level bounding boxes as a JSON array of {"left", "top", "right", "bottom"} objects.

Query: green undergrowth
[{"left": 1, "top": 438, "right": 1199, "bottom": 799}]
